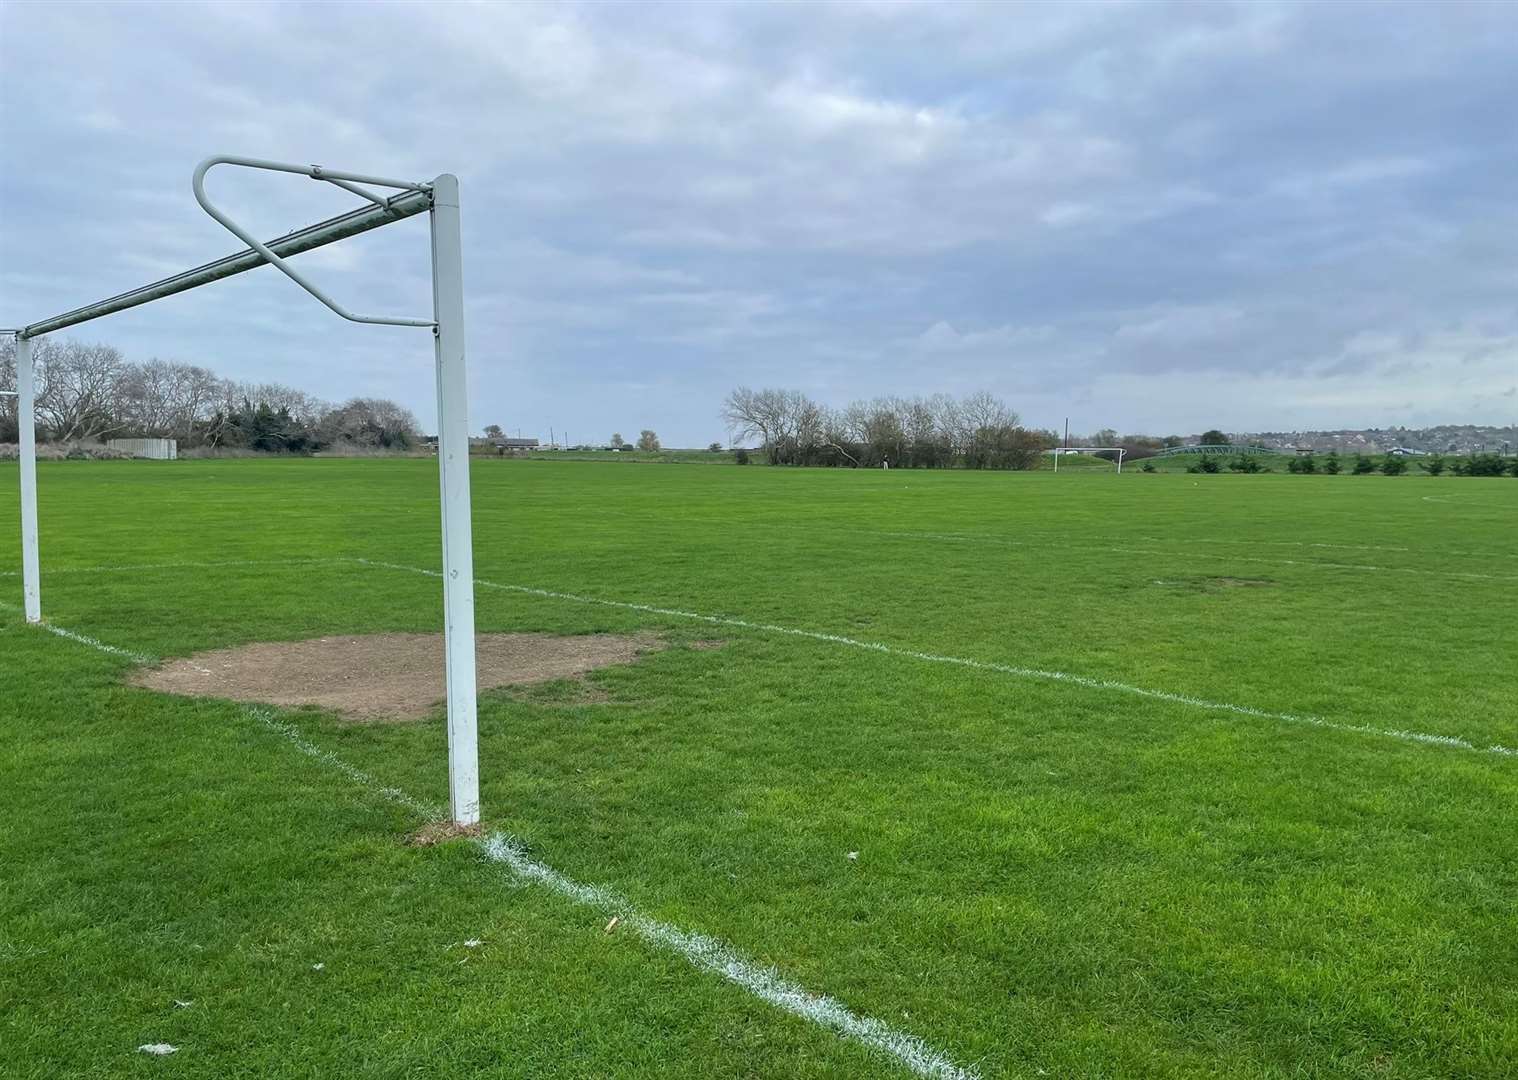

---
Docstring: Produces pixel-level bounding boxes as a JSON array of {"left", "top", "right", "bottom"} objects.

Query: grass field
[{"left": 3, "top": 458, "right": 1516, "bottom": 1079}]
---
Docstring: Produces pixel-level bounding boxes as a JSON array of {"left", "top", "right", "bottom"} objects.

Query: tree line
[
  {"left": 0, "top": 337, "right": 419, "bottom": 451},
  {"left": 722, "top": 387, "right": 1069, "bottom": 469}
]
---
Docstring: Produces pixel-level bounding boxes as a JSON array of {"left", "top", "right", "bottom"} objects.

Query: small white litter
[
  {"left": 846, "top": 851, "right": 859, "bottom": 861},
  {"left": 311, "top": 963, "right": 325, "bottom": 971},
  {"left": 138, "top": 1043, "right": 177, "bottom": 1056},
  {"left": 172, "top": 1000, "right": 193, "bottom": 1009},
  {"left": 463, "top": 939, "right": 483, "bottom": 948}
]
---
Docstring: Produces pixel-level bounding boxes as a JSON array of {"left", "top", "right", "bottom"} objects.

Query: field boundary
[
  {"left": 5, "top": 607, "right": 980, "bottom": 1080},
  {"left": 355, "top": 558, "right": 1517, "bottom": 761}
]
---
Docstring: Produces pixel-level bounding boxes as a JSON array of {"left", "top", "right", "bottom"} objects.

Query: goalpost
[
  {"left": 4, "top": 154, "right": 482, "bottom": 825},
  {"left": 1050, "top": 447, "right": 1125, "bottom": 473}
]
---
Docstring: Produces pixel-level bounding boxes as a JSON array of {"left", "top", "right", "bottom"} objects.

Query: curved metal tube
[{"left": 192, "top": 155, "right": 435, "bottom": 328}]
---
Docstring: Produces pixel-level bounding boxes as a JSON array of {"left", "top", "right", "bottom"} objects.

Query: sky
[{"left": 2, "top": 0, "right": 1516, "bottom": 444}]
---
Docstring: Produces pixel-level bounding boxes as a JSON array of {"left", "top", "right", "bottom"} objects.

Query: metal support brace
[{"left": 192, "top": 155, "right": 435, "bottom": 327}]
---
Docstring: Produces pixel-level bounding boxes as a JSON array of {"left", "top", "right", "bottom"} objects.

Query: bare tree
[
  {"left": 637, "top": 429, "right": 660, "bottom": 451},
  {"left": 26, "top": 339, "right": 130, "bottom": 441},
  {"left": 318, "top": 397, "right": 420, "bottom": 448}
]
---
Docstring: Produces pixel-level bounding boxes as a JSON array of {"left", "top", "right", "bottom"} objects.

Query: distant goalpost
[
  {"left": 1050, "top": 447, "right": 1126, "bottom": 473},
  {"left": 3, "top": 154, "right": 482, "bottom": 826}
]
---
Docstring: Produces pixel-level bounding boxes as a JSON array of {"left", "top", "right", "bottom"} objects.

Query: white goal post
[
  {"left": 4, "top": 154, "right": 481, "bottom": 826},
  {"left": 1050, "top": 447, "right": 1126, "bottom": 473}
]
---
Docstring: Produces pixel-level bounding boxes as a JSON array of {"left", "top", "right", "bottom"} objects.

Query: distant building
[
  {"left": 492, "top": 437, "right": 539, "bottom": 450},
  {"left": 107, "top": 437, "right": 177, "bottom": 460}
]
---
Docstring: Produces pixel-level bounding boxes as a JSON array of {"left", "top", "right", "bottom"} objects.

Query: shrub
[
  {"left": 1141, "top": 461, "right": 1156, "bottom": 473},
  {"left": 707, "top": 442, "right": 723, "bottom": 453},
  {"left": 1352, "top": 454, "right": 1376, "bottom": 474},
  {"left": 733, "top": 448, "right": 751, "bottom": 465},
  {"left": 1380, "top": 455, "right": 1408, "bottom": 476},
  {"left": 1287, "top": 454, "right": 1316, "bottom": 474},
  {"left": 1451, "top": 453, "right": 1509, "bottom": 477},
  {"left": 1323, "top": 452, "right": 1341, "bottom": 474},
  {"left": 1417, "top": 454, "right": 1445, "bottom": 476},
  {"left": 1186, "top": 456, "right": 1221, "bottom": 474},
  {"left": 1228, "top": 454, "right": 1264, "bottom": 473}
]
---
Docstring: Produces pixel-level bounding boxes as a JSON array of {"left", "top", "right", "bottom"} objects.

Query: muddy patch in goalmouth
[{"left": 131, "top": 632, "right": 662, "bottom": 721}]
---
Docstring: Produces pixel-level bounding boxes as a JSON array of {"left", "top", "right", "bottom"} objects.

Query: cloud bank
[{"left": 3, "top": 1, "right": 1515, "bottom": 442}]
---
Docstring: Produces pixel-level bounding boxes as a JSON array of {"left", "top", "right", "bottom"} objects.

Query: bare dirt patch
[
  {"left": 131, "top": 632, "right": 662, "bottom": 721},
  {"left": 406, "top": 820, "right": 485, "bottom": 847}
]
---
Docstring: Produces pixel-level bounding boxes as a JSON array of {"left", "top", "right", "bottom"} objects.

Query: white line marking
[
  {"left": 14, "top": 615, "right": 978, "bottom": 1079},
  {"left": 480, "top": 833, "right": 978, "bottom": 1080},
  {"left": 878, "top": 531, "right": 1518, "bottom": 583},
  {"left": 0, "top": 599, "right": 154, "bottom": 663},
  {"left": 0, "top": 556, "right": 348, "bottom": 578},
  {"left": 354, "top": 559, "right": 1518, "bottom": 761},
  {"left": 39, "top": 624, "right": 153, "bottom": 663},
  {"left": 245, "top": 705, "right": 978, "bottom": 1080}
]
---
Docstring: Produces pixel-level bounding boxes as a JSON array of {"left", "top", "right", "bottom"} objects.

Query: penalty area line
[
  {"left": 13, "top": 615, "right": 980, "bottom": 1080},
  {"left": 353, "top": 558, "right": 1518, "bottom": 762}
]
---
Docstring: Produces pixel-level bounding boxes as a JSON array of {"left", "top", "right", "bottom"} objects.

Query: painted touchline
[
  {"left": 354, "top": 558, "right": 1518, "bottom": 761},
  {"left": 240, "top": 711, "right": 980, "bottom": 1080},
  {"left": 5, "top": 610, "right": 980, "bottom": 1080},
  {"left": 0, "top": 556, "right": 349, "bottom": 578}
]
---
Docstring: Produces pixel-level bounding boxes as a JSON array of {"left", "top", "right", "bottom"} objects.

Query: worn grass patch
[{"left": 132, "top": 631, "right": 664, "bottom": 721}]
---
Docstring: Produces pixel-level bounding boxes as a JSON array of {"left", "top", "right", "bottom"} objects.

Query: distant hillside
[{"left": 1231, "top": 425, "right": 1516, "bottom": 454}]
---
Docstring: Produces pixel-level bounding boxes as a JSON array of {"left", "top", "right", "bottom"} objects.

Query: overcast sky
[{"left": 3, "top": 1, "right": 1516, "bottom": 443}]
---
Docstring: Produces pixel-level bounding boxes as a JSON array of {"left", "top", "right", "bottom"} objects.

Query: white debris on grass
[
  {"left": 138, "top": 1043, "right": 177, "bottom": 1056},
  {"left": 311, "top": 962, "right": 324, "bottom": 971}
]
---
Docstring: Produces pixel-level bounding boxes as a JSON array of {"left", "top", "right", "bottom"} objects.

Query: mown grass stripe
[{"left": 354, "top": 559, "right": 1518, "bottom": 761}]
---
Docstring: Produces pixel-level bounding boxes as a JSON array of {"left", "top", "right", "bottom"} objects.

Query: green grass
[{"left": 3, "top": 458, "right": 1516, "bottom": 1078}]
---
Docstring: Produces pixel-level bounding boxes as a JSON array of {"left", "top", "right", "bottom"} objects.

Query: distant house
[{"left": 492, "top": 437, "right": 539, "bottom": 451}]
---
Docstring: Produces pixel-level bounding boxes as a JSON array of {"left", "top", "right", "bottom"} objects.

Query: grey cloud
[{"left": 2, "top": 1, "right": 1516, "bottom": 443}]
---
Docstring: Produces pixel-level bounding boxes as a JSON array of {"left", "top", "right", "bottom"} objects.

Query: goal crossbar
[{"left": 6, "top": 154, "right": 482, "bottom": 825}]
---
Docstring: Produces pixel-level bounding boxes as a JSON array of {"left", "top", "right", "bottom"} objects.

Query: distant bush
[
  {"left": 1380, "top": 455, "right": 1408, "bottom": 476},
  {"left": 1323, "top": 452, "right": 1341, "bottom": 475},
  {"left": 707, "top": 442, "right": 723, "bottom": 453},
  {"left": 1417, "top": 454, "right": 1445, "bottom": 476},
  {"left": 1186, "top": 456, "right": 1221, "bottom": 474},
  {"left": 733, "top": 448, "right": 751, "bottom": 465},
  {"left": 1141, "top": 461, "right": 1156, "bottom": 473},
  {"left": 1228, "top": 454, "right": 1265, "bottom": 473},
  {"left": 1352, "top": 454, "right": 1377, "bottom": 474},
  {"left": 1287, "top": 454, "right": 1316, "bottom": 474},
  {"left": 1451, "top": 453, "right": 1510, "bottom": 477}
]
